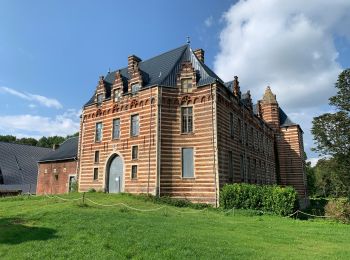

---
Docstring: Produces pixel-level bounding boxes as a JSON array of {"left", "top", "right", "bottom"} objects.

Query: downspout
[
  {"left": 211, "top": 83, "right": 218, "bottom": 207},
  {"left": 77, "top": 112, "right": 85, "bottom": 192},
  {"left": 157, "top": 86, "right": 162, "bottom": 197}
]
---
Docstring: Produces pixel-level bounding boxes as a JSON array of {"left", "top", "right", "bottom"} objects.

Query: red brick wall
[{"left": 37, "top": 160, "right": 77, "bottom": 195}]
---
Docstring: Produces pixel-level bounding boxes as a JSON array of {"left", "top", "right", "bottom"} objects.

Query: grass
[{"left": 1, "top": 193, "right": 350, "bottom": 259}]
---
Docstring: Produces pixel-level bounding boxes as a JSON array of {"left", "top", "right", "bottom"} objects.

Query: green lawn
[{"left": 0, "top": 193, "right": 349, "bottom": 259}]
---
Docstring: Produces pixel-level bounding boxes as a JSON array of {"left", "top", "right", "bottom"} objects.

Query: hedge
[{"left": 220, "top": 183, "right": 298, "bottom": 216}]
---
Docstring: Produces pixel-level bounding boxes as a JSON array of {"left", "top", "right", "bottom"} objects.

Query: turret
[{"left": 260, "top": 86, "right": 280, "bottom": 131}]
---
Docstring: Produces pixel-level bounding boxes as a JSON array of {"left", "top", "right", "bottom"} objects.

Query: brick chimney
[
  {"left": 233, "top": 76, "right": 241, "bottom": 98},
  {"left": 194, "top": 49, "right": 205, "bottom": 63},
  {"left": 128, "top": 55, "right": 142, "bottom": 75}
]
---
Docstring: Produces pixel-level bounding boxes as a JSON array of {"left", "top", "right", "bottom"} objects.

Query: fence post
[{"left": 83, "top": 192, "right": 86, "bottom": 204}]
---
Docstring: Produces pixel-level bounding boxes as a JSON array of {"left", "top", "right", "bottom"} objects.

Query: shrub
[
  {"left": 325, "top": 198, "right": 350, "bottom": 223},
  {"left": 87, "top": 188, "right": 96, "bottom": 193},
  {"left": 220, "top": 183, "right": 298, "bottom": 216}
]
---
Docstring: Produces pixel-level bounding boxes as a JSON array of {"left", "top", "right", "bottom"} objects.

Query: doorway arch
[{"left": 106, "top": 154, "right": 124, "bottom": 193}]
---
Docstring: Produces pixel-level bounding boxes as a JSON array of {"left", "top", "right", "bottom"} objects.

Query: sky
[{"left": 0, "top": 0, "right": 349, "bottom": 165}]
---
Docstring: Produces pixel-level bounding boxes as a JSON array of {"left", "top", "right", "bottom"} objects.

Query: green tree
[
  {"left": 37, "top": 136, "right": 66, "bottom": 148},
  {"left": 311, "top": 69, "right": 350, "bottom": 197}
]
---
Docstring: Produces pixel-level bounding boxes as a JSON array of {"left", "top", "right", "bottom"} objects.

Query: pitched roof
[
  {"left": 0, "top": 142, "right": 53, "bottom": 192},
  {"left": 279, "top": 108, "right": 297, "bottom": 127},
  {"left": 38, "top": 137, "right": 78, "bottom": 163},
  {"left": 85, "top": 44, "right": 222, "bottom": 107}
]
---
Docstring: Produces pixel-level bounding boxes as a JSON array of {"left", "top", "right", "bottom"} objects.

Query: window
[
  {"left": 53, "top": 168, "right": 57, "bottom": 174},
  {"left": 94, "top": 151, "right": 100, "bottom": 163},
  {"left": 240, "top": 155, "right": 244, "bottom": 182},
  {"left": 245, "top": 123, "right": 248, "bottom": 145},
  {"left": 131, "top": 83, "right": 140, "bottom": 94},
  {"left": 97, "top": 93, "right": 103, "bottom": 106},
  {"left": 114, "top": 89, "right": 121, "bottom": 102},
  {"left": 113, "top": 118, "right": 120, "bottom": 139},
  {"left": 238, "top": 118, "right": 242, "bottom": 141},
  {"left": 54, "top": 174, "right": 58, "bottom": 181},
  {"left": 93, "top": 168, "right": 98, "bottom": 180},
  {"left": 95, "top": 122, "right": 103, "bottom": 142},
  {"left": 131, "top": 165, "right": 137, "bottom": 179},
  {"left": 131, "top": 114, "right": 139, "bottom": 136},
  {"left": 181, "top": 107, "right": 193, "bottom": 133},
  {"left": 44, "top": 169, "right": 48, "bottom": 174},
  {"left": 182, "top": 148, "right": 194, "bottom": 178},
  {"left": 132, "top": 146, "right": 138, "bottom": 160},
  {"left": 228, "top": 151, "right": 233, "bottom": 182},
  {"left": 229, "top": 113, "right": 234, "bottom": 137},
  {"left": 253, "top": 159, "right": 257, "bottom": 183},
  {"left": 250, "top": 127, "right": 253, "bottom": 146},
  {"left": 247, "top": 157, "right": 251, "bottom": 183},
  {"left": 181, "top": 78, "right": 193, "bottom": 93},
  {"left": 0, "top": 169, "right": 3, "bottom": 184}
]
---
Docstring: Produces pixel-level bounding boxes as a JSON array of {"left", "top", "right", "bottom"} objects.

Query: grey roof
[
  {"left": 38, "top": 137, "right": 78, "bottom": 163},
  {"left": 85, "top": 44, "right": 222, "bottom": 107},
  {"left": 279, "top": 107, "right": 297, "bottom": 127},
  {"left": 0, "top": 142, "right": 53, "bottom": 192}
]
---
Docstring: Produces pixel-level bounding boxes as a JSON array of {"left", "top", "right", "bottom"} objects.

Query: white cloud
[
  {"left": 214, "top": 0, "right": 350, "bottom": 158},
  {"left": 214, "top": 0, "right": 350, "bottom": 109},
  {"left": 0, "top": 86, "right": 63, "bottom": 109},
  {"left": 0, "top": 109, "right": 80, "bottom": 137},
  {"left": 204, "top": 16, "right": 214, "bottom": 27}
]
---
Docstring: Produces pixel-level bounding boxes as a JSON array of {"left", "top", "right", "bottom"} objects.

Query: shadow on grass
[{"left": 0, "top": 218, "right": 57, "bottom": 244}]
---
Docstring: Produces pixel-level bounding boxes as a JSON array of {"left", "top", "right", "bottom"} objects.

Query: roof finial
[{"left": 186, "top": 36, "right": 190, "bottom": 44}]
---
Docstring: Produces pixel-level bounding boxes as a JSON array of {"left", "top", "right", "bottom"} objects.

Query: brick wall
[{"left": 37, "top": 160, "right": 77, "bottom": 195}]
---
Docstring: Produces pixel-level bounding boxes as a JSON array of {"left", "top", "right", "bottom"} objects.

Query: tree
[
  {"left": 311, "top": 69, "right": 350, "bottom": 197},
  {"left": 312, "top": 69, "right": 350, "bottom": 160},
  {"left": 37, "top": 136, "right": 66, "bottom": 148}
]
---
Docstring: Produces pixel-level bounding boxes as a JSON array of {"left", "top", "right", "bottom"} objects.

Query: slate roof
[
  {"left": 38, "top": 137, "right": 78, "bottom": 163},
  {"left": 0, "top": 142, "right": 53, "bottom": 192},
  {"left": 85, "top": 44, "right": 222, "bottom": 107},
  {"left": 279, "top": 107, "right": 297, "bottom": 127}
]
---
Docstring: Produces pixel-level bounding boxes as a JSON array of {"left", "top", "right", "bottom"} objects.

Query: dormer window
[
  {"left": 131, "top": 83, "right": 141, "bottom": 94},
  {"left": 181, "top": 78, "right": 192, "bottom": 93},
  {"left": 114, "top": 89, "right": 121, "bottom": 102},
  {"left": 97, "top": 93, "right": 103, "bottom": 106}
]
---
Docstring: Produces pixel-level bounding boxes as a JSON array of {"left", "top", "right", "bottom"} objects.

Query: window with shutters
[
  {"left": 131, "top": 114, "right": 139, "bottom": 137},
  {"left": 181, "top": 107, "right": 193, "bottom": 133},
  {"left": 95, "top": 122, "right": 102, "bottom": 142},
  {"left": 182, "top": 148, "right": 194, "bottom": 178},
  {"left": 181, "top": 78, "right": 193, "bottom": 93},
  {"left": 113, "top": 118, "right": 120, "bottom": 139}
]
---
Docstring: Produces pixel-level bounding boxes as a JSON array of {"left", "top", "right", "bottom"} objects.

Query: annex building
[{"left": 76, "top": 44, "right": 307, "bottom": 206}]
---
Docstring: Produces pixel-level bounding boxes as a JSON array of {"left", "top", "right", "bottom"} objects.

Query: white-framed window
[
  {"left": 182, "top": 147, "right": 194, "bottom": 178},
  {"left": 181, "top": 78, "right": 193, "bottom": 93},
  {"left": 131, "top": 83, "right": 141, "bottom": 94},
  {"left": 113, "top": 118, "right": 120, "bottom": 139},
  {"left": 97, "top": 93, "right": 103, "bottom": 106},
  {"left": 132, "top": 146, "right": 138, "bottom": 160},
  {"left": 131, "top": 165, "right": 138, "bottom": 179},
  {"left": 114, "top": 89, "right": 121, "bottom": 102},
  {"left": 95, "top": 122, "right": 103, "bottom": 142},
  {"left": 181, "top": 107, "right": 193, "bottom": 133},
  {"left": 131, "top": 114, "right": 139, "bottom": 137}
]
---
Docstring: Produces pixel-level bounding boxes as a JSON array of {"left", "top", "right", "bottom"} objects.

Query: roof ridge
[{"left": 0, "top": 141, "right": 53, "bottom": 150}]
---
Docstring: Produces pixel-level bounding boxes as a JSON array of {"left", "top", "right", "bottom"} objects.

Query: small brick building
[
  {"left": 36, "top": 137, "right": 78, "bottom": 195},
  {"left": 77, "top": 44, "right": 308, "bottom": 206}
]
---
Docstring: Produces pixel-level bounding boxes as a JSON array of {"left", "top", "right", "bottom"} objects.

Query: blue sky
[{"left": 0, "top": 0, "right": 350, "bottom": 164}]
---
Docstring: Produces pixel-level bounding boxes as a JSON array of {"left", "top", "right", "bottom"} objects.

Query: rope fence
[{"left": 1, "top": 192, "right": 333, "bottom": 219}]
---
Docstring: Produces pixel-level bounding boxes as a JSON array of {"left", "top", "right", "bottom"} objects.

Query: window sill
[
  {"left": 181, "top": 177, "right": 195, "bottom": 180},
  {"left": 180, "top": 132, "right": 194, "bottom": 136}
]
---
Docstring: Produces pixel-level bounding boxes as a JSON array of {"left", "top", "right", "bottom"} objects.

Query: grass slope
[{"left": 0, "top": 193, "right": 350, "bottom": 259}]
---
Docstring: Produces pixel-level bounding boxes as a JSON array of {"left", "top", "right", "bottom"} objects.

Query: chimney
[
  {"left": 194, "top": 49, "right": 205, "bottom": 63},
  {"left": 128, "top": 55, "right": 142, "bottom": 75},
  {"left": 233, "top": 76, "right": 241, "bottom": 98},
  {"left": 53, "top": 144, "right": 60, "bottom": 151}
]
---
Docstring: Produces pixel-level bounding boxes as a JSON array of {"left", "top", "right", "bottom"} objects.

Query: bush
[
  {"left": 137, "top": 194, "right": 210, "bottom": 209},
  {"left": 325, "top": 198, "right": 350, "bottom": 223},
  {"left": 87, "top": 188, "right": 96, "bottom": 193},
  {"left": 220, "top": 183, "right": 298, "bottom": 216}
]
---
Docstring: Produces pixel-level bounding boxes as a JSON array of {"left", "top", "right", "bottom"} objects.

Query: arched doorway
[{"left": 106, "top": 154, "right": 124, "bottom": 193}]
